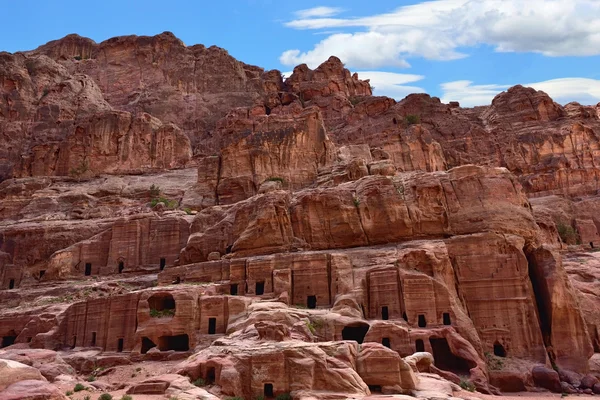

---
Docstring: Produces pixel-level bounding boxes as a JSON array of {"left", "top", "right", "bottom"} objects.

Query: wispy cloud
[
  {"left": 358, "top": 71, "right": 426, "bottom": 99},
  {"left": 294, "top": 6, "right": 343, "bottom": 19},
  {"left": 441, "top": 78, "right": 600, "bottom": 106},
  {"left": 281, "top": 0, "right": 600, "bottom": 69}
]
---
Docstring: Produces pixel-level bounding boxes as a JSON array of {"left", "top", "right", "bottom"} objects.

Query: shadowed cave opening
[
  {"left": 158, "top": 334, "right": 189, "bottom": 351},
  {"left": 443, "top": 312, "right": 451, "bottom": 325},
  {"left": 525, "top": 250, "right": 552, "bottom": 350},
  {"left": 342, "top": 323, "right": 370, "bottom": 344},
  {"left": 141, "top": 337, "right": 157, "bottom": 354},
  {"left": 208, "top": 318, "right": 217, "bottom": 334},
  {"left": 2, "top": 334, "right": 16, "bottom": 348},
  {"left": 415, "top": 339, "right": 425, "bottom": 352},
  {"left": 264, "top": 383, "right": 274, "bottom": 397},
  {"left": 381, "top": 306, "right": 389, "bottom": 320},
  {"left": 382, "top": 337, "right": 391, "bottom": 348},
  {"left": 118, "top": 261, "right": 124, "bottom": 273},
  {"left": 206, "top": 367, "right": 215, "bottom": 384},
  {"left": 91, "top": 332, "right": 96, "bottom": 346},
  {"left": 117, "top": 338, "right": 124, "bottom": 352},
  {"left": 84, "top": 263, "right": 92, "bottom": 276},
  {"left": 418, "top": 314, "right": 427, "bottom": 327},
  {"left": 307, "top": 295, "right": 317, "bottom": 309},
  {"left": 160, "top": 258, "right": 166, "bottom": 271},
  {"left": 8, "top": 279, "right": 14, "bottom": 289},
  {"left": 429, "top": 337, "right": 474, "bottom": 375},
  {"left": 494, "top": 342, "right": 507, "bottom": 357},
  {"left": 148, "top": 293, "right": 176, "bottom": 312},
  {"left": 230, "top": 283, "right": 238, "bottom": 295},
  {"left": 256, "top": 281, "right": 265, "bottom": 295}
]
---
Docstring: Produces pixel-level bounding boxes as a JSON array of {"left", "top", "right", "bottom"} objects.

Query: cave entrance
[
  {"left": 368, "top": 385, "right": 382, "bottom": 393},
  {"left": 418, "top": 314, "right": 427, "bottom": 327},
  {"left": 342, "top": 323, "right": 369, "bottom": 344},
  {"left": 443, "top": 313, "right": 451, "bottom": 325},
  {"left": 206, "top": 367, "right": 216, "bottom": 384},
  {"left": 148, "top": 293, "right": 176, "bottom": 313},
  {"left": 494, "top": 342, "right": 507, "bottom": 357},
  {"left": 8, "top": 279, "right": 14, "bottom": 289},
  {"left": 141, "top": 337, "right": 157, "bottom": 354},
  {"left": 230, "top": 284, "right": 238, "bottom": 296},
  {"left": 382, "top": 306, "right": 389, "bottom": 320},
  {"left": 382, "top": 337, "right": 391, "bottom": 348},
  {"left": 208, "top": 318, "right": 217, "bottom": 334},
  {"left": 402, "top": 312, "right": 408, "bottom": 322},
  {"left": 117, "top": 338, "right": 124, "bottom": 352},
  {"left": 91, "top": 332, "right": 96, "bottom": 346},
  {"left": 71, "top": 335, "right": 77, "bottom": 349},
  {"left": 1, "top": 335, "right": 16, "bottom": 348},
  {"left": 84, "top": 263, "right": 92, "bottom": 276},
  {"left": 158, "top": 334, "right": 189, "bottom": 351},
  {"left": 307, "top": 295, "right": 317, "bottom": 309},
  {"left": 264, "top": 383, "right": 274, "bottom": 397},
  {"left": 39, "top": 270, "right": 46, "bottom": 279},
  {"left": 118, "top": 261, "right": 124, "bottom": 273},
  {"left": 429, "top": 337, "right": 473, "bottom": 375},
  {"left": 160, "top": 258, "right": 166, "bottom": 271},
  {"left": 256, "top": 281, "right": 265, "bottom": 295},
  {"left": 591, "top": 242, "right": 595, "bottom": 249},
  {"left": 415, "top": 339, "right": 425, "bottom": 352}
]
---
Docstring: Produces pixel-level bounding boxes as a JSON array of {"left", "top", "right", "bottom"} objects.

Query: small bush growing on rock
[
  {"left": 183, "top": 207, "right": 193, "bottom": 215},
  {"left": 150, "top": 197, "right": 178, "bottom": 209},
  {"left": 484, "top": 352, "right": 504, "bottom": 370},
  {"left": 98, "top": 394, "right": 113, "bottom": 400},
  {"left": 120, "top": 396, "right": 133, "bottom": 400},
  {"left": 276, "top": 394, "right": 292, "bottom": 400},
  {"left": 74, "top": 383, "right": 86, "bottom": 392},
  {"left": 193, "top": 377, "right": 205, "bottom": 387},
  {"left": 266, "top": 177, "right": 285, "bottom": 184},
  {"left": 149, "top": 308, "right": 175, "bottom": 318},
  {"left": 459, "top": 378, "right": 475, "bottom": 392},
  {"left": 556, "top": 222, "right": 579, "bottom": 245},
  {"left": 405, "top": 114, "right": 420, "bottom": 125},
  {"left": 87, "top": 375, "right": 96, "bottom": 382},
  {"left": 66, "top": 391, "right": 74, "bottom": 396},
  {"left": 149, "top": 184, "right": 161, "bottom": 197}
]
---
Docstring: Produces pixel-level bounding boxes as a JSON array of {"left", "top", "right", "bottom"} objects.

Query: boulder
[{"left": 532, "top": 366, "right": 561, "bottom": 392}]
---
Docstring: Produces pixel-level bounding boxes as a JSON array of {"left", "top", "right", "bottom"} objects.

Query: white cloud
[
  {"left": 357, "top": 71, "right": 426, "bottom": 99},
  {"left": 281, "top": 0, "right": 600, "bottom": 68},
  {"left": 440, "top": 78, "right": 600, "bottom": 106},
  {"left": 294, "top": 7, "right": 343, "bottom": 19}
]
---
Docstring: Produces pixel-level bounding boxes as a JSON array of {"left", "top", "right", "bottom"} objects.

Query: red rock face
[{"left": 1, "top": 32, "right": 600, "bottom": 399}]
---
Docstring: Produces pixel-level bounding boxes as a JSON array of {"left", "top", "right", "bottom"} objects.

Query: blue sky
[{"left": 2, "top": 0, "right": 600, "bottom": 106}]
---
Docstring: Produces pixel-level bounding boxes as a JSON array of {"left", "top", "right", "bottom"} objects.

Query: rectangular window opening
[
  {"left": 84, "top": 263, "right": 92, "bottom": 276},
  {"left": 255, "top": 281, "right": 265, "bottom": 295},
  {"left": 208, "top": 318, "right": 217, "bottom": 334}
]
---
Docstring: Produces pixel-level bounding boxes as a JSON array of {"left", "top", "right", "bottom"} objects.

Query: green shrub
[
  {"left": 98, "top": 394, "right": 113, "bottom": 400},
  {"left": 265, "top": 177, "right": 284, "bottom": 184},
  {"left": 149, "top": 184, "right": 161, "bottom": 197},
  {"left": 484, "top": 352, "right": 504, "bottom": 370},
  {"left": 149, "top": 308, "right": 175, "bottom": 318},
  {"left": 405, "top": 114, "right": 420, "bottom": 125},
  {"left": 556, "top": 222, "right": 579, "bottom": 245},
  {"left": 84, "top": 396, "right": 91, "bottom": 400},
  {"left": 255, "top": 396, "right": 265, "bottom": 400},
  {"left": 70, "top": 160, "right": 90, "bottom": 177},
  {"left": 74, "top": 383, "right": 86, "bottom": 392},
  {"left": 459, "top": 378, "right": 475, "bottom": 392},
  {"left": 66, "top": 391, "right": 74, "bottom": 396},
  {"left": 227, "top": 397, "right": 244, "bottom": 400},
  {"left": 349, "top": 97, "right": 362, "bottom": 106},
  {"left": 353, "top": 196, "right": 360, "bottom": 207},
  {"left": 74, "top": 55, "right": 82, "bottom": 60},
  {"left": 193, "top": 377, "right": 205, "bottom": 387},
  {"left": 120, "top": 396, "right": 133, "bottom": 400},
  {"left": 276, "top": 394, "right": 292, "bottom": 400},
  {"left": 150, "top": 197, "right": 178, "bottom": 209},
  {"left": 183, "top": 207, "right": 193, "bottom": 215},
  {"left": 86, "top": 375, "right": 96, "bottom": 382}
]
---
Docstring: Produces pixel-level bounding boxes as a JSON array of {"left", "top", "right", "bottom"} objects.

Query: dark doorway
[
  {"left": 118, "top": 261, "right": 124, "bottom": 273},
  {"left": 307, "top": 295, "right": 317, "bottom": 309},
  {"left": 429, "top": 337, "right": 473, "bottom": 374},
  {"left": 264, "top": 383, "right": 274, "bottom": 397},
  {"left": 84, "top": 263, "right": 92, "bottom": 276},
  {"left": 2, "top": 335, "right": 16, "bottom": 348},
  {"left": 402, "top": 312, "right": 408, "bottom": 322},
  {"left": 415, "top": 339, "right": 425, "bottom": 352},
  {"left": 382, "top": 337, "right": 391, "bottom": 348},
  {"left": 256, "top": 281, "right": 265, "bottom": 295},
  {"left": 27, "top": 337, "right": 32, "bottom": 343},
  {"left": 158, "top": 334, "right": 189, "bottom": 351},
  {"left": 208, "top": 318, "right": 217, "bottom": 334},
  {"left": 494, "top": 342, "right": 507, "bottom": 357},
  {"left": 160, "top": 258, "right": 166, "bottom": 271},
  {"left": 342, "top": 324, "right": 370, "bottom": 344},
  {"left": 368, "top": 385, "right": 382, "bottom": 393},
  {"left": 382, "top": 306, "right": 389, "bottom": 320},
  {"left": 590, "top": 242, "right": 594, "bottom": 249},
  {"left": 230, "top": 284, "right": 238, "bottom": 295},
  {"left": 225, "top": 244, "right": 233, "bottom": 254},
  {"left": 8, "top": 279, "right": 14, "bottom": 289},
  {"left": 393, "top": 117, "right": 398, "bottom": 124},
  {"left": 148, "top": 293, "right": 176, "bottom": 312},
  {"left": 206, "top": 367, "right": 216, "bottom": 384},
  {"left": 71, "top": 335, "right": 77, "bottom": 349},
  {"left": 418, "top": 314, "right": 427, "bottom": 327},
  {"left": 39, "top": 270, "right": 46, "bottom": 279},
  {"left": 141, "top": 337, "right": 157, "bottom": 354},
  {"left": 443, "top": 313, "right": 451, "bottom": 325},
  {"left": 117, "top": 338, "right": 124, "bottom": 352},
  {"left": 91, "top": 332, "right": 96, "bottom": 346}
]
